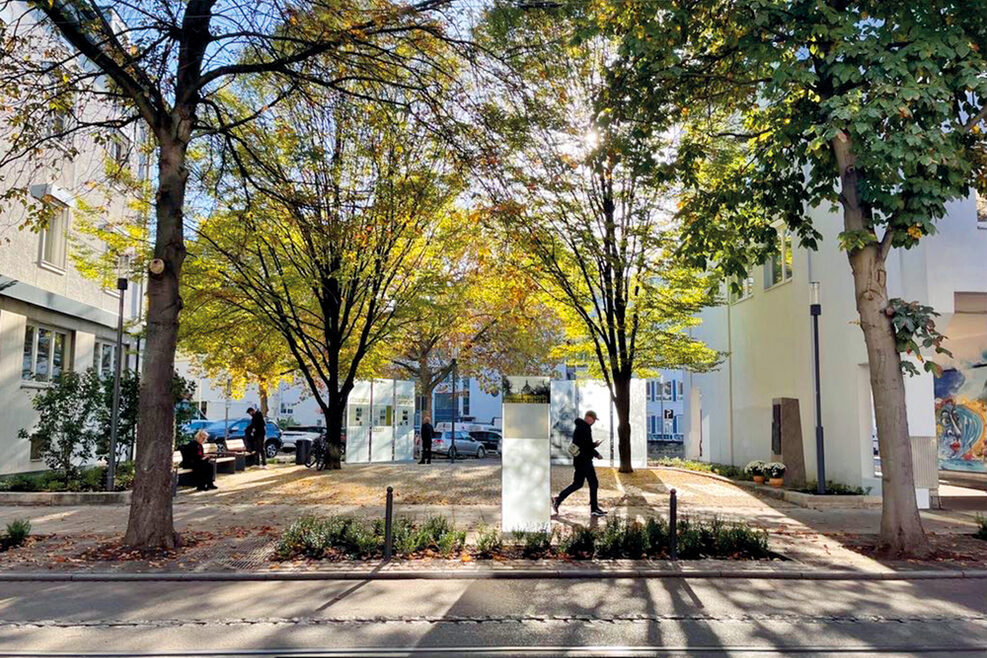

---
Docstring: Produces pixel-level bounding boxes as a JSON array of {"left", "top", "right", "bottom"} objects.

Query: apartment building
[
  {"left": 684, "top": 192, "right": 987, "bottom": 494},
  {"left": 0, "top": 3, "right": 146, "bottom": 474}
]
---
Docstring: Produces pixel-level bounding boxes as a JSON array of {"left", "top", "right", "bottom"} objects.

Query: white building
[
  {"left": 684, "top": 192, "right": 987, "bottom": 493},
  {"left": 0, "top": 4, "right": 146, "bottom": 474}
]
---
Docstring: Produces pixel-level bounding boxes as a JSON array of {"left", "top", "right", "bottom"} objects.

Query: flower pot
[
  {"left": 769, "top": 477, "right": 784, "bottom": 488},
  {"left": 753, "top": 475, "right": 765, "bottom": 484}
]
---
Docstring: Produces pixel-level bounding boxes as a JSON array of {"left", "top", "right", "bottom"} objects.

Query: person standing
[
  {"left": 419, "top": 415, "right": 434, "bottom": 464},
  {"left": 246, "top": 407, "right": 268, "bottom": 468},
  {"left": 553, "top": 410, "right": 607, "bottom": 517}
]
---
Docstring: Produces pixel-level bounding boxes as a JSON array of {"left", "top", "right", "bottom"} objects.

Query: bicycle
[{"left": 305, "top": 434, "right": 328, "bottom": 471}]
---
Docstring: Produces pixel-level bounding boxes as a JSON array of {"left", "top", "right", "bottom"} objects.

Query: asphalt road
[{"left": 0, "top": 577, "right": 985, "bottom": 657}]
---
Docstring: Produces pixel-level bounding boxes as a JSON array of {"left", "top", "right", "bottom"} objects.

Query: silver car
[{"left": 431, "top": 431, "right": 488, "bottom": 459}]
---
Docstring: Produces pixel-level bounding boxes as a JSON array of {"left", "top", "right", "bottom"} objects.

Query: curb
[
  {"left": 1, "top": 567, "right": 986, "bottom": 582},
  {"left": 0, "top": 491, "right": 131, "bottom": 506}
]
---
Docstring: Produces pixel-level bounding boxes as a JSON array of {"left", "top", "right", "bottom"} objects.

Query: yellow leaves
[{"left": 906, "top": 225, "right": 922, "bottom": 239}]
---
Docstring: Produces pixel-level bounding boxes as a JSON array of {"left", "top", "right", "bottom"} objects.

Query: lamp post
[
  {"left": 810, "top": 281, "right": 826, "bottom": 495},
  {"left": 450, "top": 349, "right": 459, "bottom": 464},
  {"left": 106, "top": 253, "right": 130, "bottom": 492}
]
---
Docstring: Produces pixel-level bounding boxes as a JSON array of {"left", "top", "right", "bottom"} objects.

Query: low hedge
[
  {"left": 654, "top": 457, "right": 753, "bottom": 481},
  {"left": 0, "top": 463, "right": 135, "bottom": 493},
  {"left": 275, "top": 514, "right": 771, "bottom": 561}
]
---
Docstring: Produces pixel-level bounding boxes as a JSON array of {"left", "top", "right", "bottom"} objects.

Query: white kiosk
[
  {"left": 345, "top": 378, "right": 416, "bottom": 464},
  {"left": 501, "top": 376, "right": 552, "bottom": 533}
]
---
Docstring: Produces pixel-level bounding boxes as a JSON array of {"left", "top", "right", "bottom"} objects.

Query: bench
[
  {"left": 203, "top": 442, "right": 237, "bottom": 475},
  {"left": 222, "top": 438, "right": 258, "bottom": 470},
  {"left": 172, "top": 450, "right": 197, "bottom": 496}
]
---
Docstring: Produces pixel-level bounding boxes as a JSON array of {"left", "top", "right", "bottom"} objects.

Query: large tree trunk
[
  {"left": 324, "top": 390, "right": 345, "bottom": 470},
  {"left": 123, "top": 136, "right": 189, "bottom": 550},
  {"left": 834, "top": 134, "right": 929, "bottom": 557},
  {"left": 613, "top": 375, "right": 633, "bottom": 473},
  {"left": 848, "top": 245, "right": 930, "bottom": 557}
]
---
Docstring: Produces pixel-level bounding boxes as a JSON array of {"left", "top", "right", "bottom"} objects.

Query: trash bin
[{"left": 295, "top": 438, "right": 313, "bottom": 465}]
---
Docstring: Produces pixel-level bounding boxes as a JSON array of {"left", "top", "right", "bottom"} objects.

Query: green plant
[
  {"left": 596, "top": 516, "right": 626, "bottom": 559},
  {"left": 520, "top": 530, "right": 552, "bottom": 558},
  {"left": 655, "top": 457, "right": 752, "bottom": 481},
  {"left": 744, "top": 460, "right": 767, "bottom": 478},
  {"left": 558, "top": 524, "right": 596, "bottom": 559},
  {"left": 437, "top": 530, "right": 466, "bottom": 556},
  {"left": 643, "top": 517, "right": 669, "bottom": 557},
  {"left": 1, "top": 519, "right": 31, "bottom": 550},
  {"left": 765, "top": 462, "right": 786, "bottom": 479},
  {"left": 797, "top": 481, "right": 872, "bottom": 496},
  {"left": 622, "top": 521, "right": 647, "bottom": 558},
  {"left": 976, "top": 515, "right": 987, "bottom": 541},
  {"left": 474, "top": 525, "right": 503, "bottom": 557},
  {"left": 675, "top": 516, "right": 770, "bottom": 560}
]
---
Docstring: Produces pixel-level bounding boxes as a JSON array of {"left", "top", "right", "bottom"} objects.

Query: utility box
[{"left": 771, "top": 398, "right": 807, "bottom": 488}]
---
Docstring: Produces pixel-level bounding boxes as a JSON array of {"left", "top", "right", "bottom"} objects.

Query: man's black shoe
[
  {"left": 591, "top": 508, "right": 608, "bottom": 517},
  {"left": 207, "top": 484, "right": 218, "bottom": 490},
  {"left": 551, "top": 497, "right": 559, "bottom": 515}
]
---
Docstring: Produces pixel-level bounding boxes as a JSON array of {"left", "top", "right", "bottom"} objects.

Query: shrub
[
  {"left": 976, "top": 515, "right": 987, "bottom": 541},
  {"left": 675, "top": 516, "right": 769, "bottom": 559},
  {"left": 596, "top": 516, "right": 626, "bottom": 559},
  {"left": 558, "top": 524, "right": 595, "bottom": 559},
  {"left": 475, "top": 525, "right": 502, "bottom": 557},
  {"left": 797, "top": 481, "right": 872, "bottom": 496},
  {"left": 655, "top": 457, "right": 751, "bottom": 481},
  {"left": 521, "top": 530, "right": 552, "bottom": 558},
  {"left": 1, "top": 519, "right": 31, "bottom": 550},
  {"left": 437, "top": 530, "right": 466, "bottom": 556},
  {"left": 644, "top": 517, "right": 669, "bottom": 557}
]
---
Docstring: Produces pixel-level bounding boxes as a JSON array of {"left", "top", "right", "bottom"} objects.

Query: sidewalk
[{"left": 0, "top": 463, "right": 983, "bottom": 578}]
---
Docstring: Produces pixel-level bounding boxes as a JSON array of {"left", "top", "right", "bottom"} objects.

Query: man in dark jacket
[
  {"left": 246, "top": 407, "right": 268, "bottom": 468},
  {"left": 553, "top": 410, "right": 607, "bottom": 516},
  {"left": 419, "top": 415, "right": 434, "bottom": 464},
  {"left": 181, "top": 429, "right": 217, "bottom": 491}
]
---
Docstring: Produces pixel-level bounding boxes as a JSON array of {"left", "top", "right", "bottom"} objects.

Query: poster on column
[
  {"left": 371, "top": 379, "right": 395, "bottom": 462},
  {"left": 345, "top": 381, "right": 372, "bottom": 464},
  {"left": 501, "top": 376, "right": 551, "bottom": 533},
  {"left": 394, "top": 380, "right": 416, "bottom": 461}
]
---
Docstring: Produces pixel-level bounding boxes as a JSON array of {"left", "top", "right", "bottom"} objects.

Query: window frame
[
  {"left": 22, "top": 322, "right": 70, "bottom": 385},
  {"left": 92, "top": 340, "right": 117, "bottom": 377},
  {"left": 39, "top": 202, "right": 70, "bottom": 272},
  {"left": 764, "top": 226, "right": 794, "bottom": 289},
  {"left": 728, "top": 275, "right": 755, "bottom": 303}
]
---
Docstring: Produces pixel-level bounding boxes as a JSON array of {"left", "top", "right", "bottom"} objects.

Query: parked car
[
  {"left": 202, "top": 419, "right": 283, "bottom": 458},
  {"left": 280, "top": 428, "right": 323, "bottom": 452},
  {"left": 469, "top": 429, "right": 502, "bottom": 453},
  {"left": 431, "top": 430, "right": 488, "bottom": 459},
  {"left": 180, "top": 419, "right": 213, "bottom": 437}
]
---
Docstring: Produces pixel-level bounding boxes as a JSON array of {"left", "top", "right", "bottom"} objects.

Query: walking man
[
  {"left": 246, "top": 407, "right": 268, "bottom": 468},
  {"left": 419, "top": 415, "right": 434, "bottom": 464},
  {"left": 553, "top": 410, "right": 607, "bottom": 517}
]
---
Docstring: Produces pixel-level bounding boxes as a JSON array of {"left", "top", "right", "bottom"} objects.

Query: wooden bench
[
  {"left": 172, "top": 450, "right": 196, "bottom": 496},
  {"left": 222, "top": 438, "right": 258, "bottom": 470},
  {"left": 203, "top": 442, "right": 237, "bottom": 475}
]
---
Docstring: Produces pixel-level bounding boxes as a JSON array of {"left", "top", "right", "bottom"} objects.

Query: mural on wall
[{"left": 936, "top": 360, "right": 987, "bottom": 472}]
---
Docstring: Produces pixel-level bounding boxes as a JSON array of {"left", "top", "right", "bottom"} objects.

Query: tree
[
  {"left": 473, "top": 5, "right": 720, "bottom": 473},
  {"left": 594, "top": 0, "right": 987, "bottom": 554},
  {"left": 196, "top": 88, "right": 461, "bottom": 469},
  {"left": 387, "top": 222, "right": 562, "bottom": 420},
  {"left": 0, "top": 0, "right": 457, "bottom": 548}
]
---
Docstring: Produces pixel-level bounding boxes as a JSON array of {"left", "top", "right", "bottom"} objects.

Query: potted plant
[
  {"left": 766, "top": 462, "right": 786, "bottom": 487},
  {"left": 745, "top": 460, "right": 767, "bottom": 484}
]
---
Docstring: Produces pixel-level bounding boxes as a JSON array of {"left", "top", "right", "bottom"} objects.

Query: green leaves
[{"left": 886, "top": 298, "right": 953, "bottom": 377}]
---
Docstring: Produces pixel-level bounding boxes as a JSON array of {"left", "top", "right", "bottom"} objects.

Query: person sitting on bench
[{"left": 181, "top": 429, "right": 217, "bottom": 491}]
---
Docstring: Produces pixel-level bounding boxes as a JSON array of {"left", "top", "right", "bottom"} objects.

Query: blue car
[{"left": 202, "top": 419, "right": 283, "bottom": 458}]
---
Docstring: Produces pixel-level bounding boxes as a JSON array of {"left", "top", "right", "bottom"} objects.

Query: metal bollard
[
  {"left": 669, "top": 488, "right": 677, "bottom": 561},
  {"left": 384, "top": 486, "right": 394, "bottom": 561}
]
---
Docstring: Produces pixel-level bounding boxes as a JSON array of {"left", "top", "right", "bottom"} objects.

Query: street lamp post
[
  {"left": 106, "top": 253, "right": 130, "bottom": 492},
  {"left": 450, "top": 352, "right": 458, "bottom": 464},
  {"left": 810, "top": 281, "right": 826, "bottom": 495}
]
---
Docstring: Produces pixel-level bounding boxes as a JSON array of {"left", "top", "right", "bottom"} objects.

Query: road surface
[{"left": 0, "top": 576, "right": 984, "bottom": 656}]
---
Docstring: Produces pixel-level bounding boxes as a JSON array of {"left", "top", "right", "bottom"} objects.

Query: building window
[
  {"left": 662, "top": 381, "right": 673, "bottom": 400},
  {"left": 728, "top": 276, "right": 754, "bottom": 303},
  {"left": 40, "top": 203, "right": 69, "bottom": 270},
  {"left": 280, "top": 402, "right": 294, "bottom": 416},
  {"left": 29, "top": 436, "right": 43, "bottom": 461},
  {"left": 22, "top": 323, "right": 69, "bottom": 383},
  {"left": 92, "top": 340, "right": 116, "bottom": 377},
  {"left": 765, "top": 227, "right": 793, "bottom": 288},
  {"left": 677, "top": 381, "right": 684, "bottom": 399},
  {"left": 646, "top": 380, "right": 656, "bottom": 402}
]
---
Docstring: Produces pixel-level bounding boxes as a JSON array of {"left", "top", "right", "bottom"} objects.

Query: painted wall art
[{"left": 936, "top": 359, "right": 987, "bottom": 472}]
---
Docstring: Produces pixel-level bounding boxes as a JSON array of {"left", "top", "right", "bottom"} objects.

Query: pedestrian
[
  {"left": 419, "top": 414, "right": 434, "bottom": 464},
  {"left": 553, "top": 410, "right": 607, "bottom": 517},
  {"left": 180, "top": 429, "right": 217, "bottom": 491},
  {"left": 246, "top": 406, "right": 268, "bottom": 468}
]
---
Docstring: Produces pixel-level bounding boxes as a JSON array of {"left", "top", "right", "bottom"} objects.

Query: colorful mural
[{"left": 936, "top": 362, "right": 987, "bottom": 472}]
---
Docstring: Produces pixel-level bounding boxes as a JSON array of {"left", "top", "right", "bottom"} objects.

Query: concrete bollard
[{"left": 669, "top": 488, "right": 677, "bottom": 561}]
